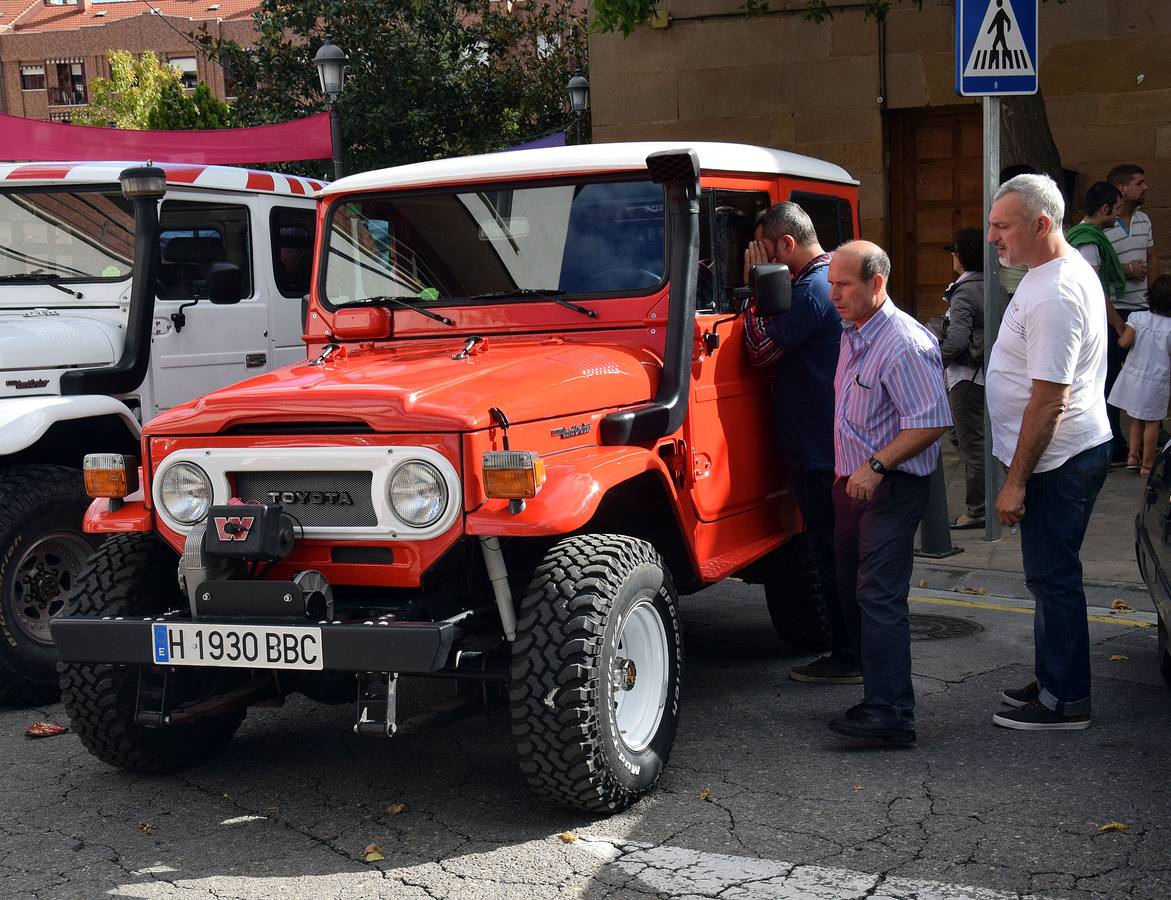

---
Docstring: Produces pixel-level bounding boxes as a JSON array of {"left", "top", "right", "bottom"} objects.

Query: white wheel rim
[{"left": 612, "top": 597, "right": 669, "bottom": 753}]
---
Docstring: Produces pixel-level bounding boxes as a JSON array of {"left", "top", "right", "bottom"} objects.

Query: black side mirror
[
  {"left": 207, "top": 261, "right": 243, "bottom": 305},
  {"left": 751, "top": 263, "right": 792, "bottom": 316}
]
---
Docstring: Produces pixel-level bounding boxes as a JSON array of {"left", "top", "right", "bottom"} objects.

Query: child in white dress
[{"left": 1108, "top": 274, "right": 1171, "bottom": 475}]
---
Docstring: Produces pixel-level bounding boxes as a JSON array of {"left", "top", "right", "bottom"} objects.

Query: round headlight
[
  {"left": 389, "top": 461, "right": 448, "bottom": 527},
  {"left": 159, "top": 462, "right": 212, "bottom": 525}
]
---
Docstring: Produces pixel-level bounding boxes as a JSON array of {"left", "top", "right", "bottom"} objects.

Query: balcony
[{"left": 47, "top": 86, "right": 87, "bottom": 106}]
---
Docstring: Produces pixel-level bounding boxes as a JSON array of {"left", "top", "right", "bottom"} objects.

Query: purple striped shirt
[{"left": 833, "top": 297, "right": 952, "bottom": 477}]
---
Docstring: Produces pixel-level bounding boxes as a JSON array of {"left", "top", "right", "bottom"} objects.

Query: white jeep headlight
[
  {"left": 158, "top": 462, "right": 212, "bottom": 525},
  {"left": 389, "top": 460, "right": 447, "bottom": 527}
]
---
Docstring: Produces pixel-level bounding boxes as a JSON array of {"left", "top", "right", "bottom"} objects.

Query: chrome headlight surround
[
  {"left": 157, "top": 461, "right": 213, "bottom": 525},
  {"left": 388, "top": 460, "right": 448, "bottom": 528}
]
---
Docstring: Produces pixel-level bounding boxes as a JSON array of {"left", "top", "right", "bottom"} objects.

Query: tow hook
[{"left": 452, "top": 335, "right": 485, "bottom": 360}]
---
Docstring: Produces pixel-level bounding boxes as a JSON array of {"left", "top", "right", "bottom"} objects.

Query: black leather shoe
[
  {"left": 844, "top": 702, "right": 869, "bottom": 720},
  {"left": 828, "top": 710, "right": 916, "bottom": 745}
]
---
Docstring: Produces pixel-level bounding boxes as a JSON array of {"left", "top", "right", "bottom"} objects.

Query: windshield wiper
[
  {"left": 351, "top": 295, "right": 455, "bottom": 327},
  {"left": 464, "top": 289, "right": 597, "bottom": 318},
  {"left": 0, "top": 271, "right": 84, "bottom": 299}
]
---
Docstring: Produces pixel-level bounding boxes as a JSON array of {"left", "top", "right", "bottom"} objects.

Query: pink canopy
[{"left": 0, "top": 112, "right": 332, "bottom": 164}]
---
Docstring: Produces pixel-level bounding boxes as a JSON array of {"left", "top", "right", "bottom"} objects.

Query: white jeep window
[
  {"left": 322, "top": 179, "right": 665, "bottom": 309},
  {"left": 0, "top": 188, "right": 134, "bottom": 287},
  {"left": 157, "top": 201, "right": 252, "bottom": 301}
]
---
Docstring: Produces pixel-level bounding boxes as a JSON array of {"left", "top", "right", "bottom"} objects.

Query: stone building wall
[{"left": 590, "top": 0, "right": 1171, "bottom": 269}]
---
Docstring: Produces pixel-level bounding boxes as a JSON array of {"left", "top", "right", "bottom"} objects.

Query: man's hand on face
[
  {"left": 995, "top": 480, "right": 1026, "bottom": 526},
  {"left": 846, "top": 462, "right": 883, "bottom": 501},
  {"left": 743, "top": 240, "right": 771, "bottom": 286}
]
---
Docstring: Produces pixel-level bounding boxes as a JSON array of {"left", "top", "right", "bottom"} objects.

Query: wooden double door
[{"left": 889, "top": 105, "right": 983, "bottom": 322}]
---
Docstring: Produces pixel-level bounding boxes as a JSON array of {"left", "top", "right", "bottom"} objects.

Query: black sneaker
[
  {"left": 991, "top": 699, "right": 1090, "bottom": 731},
  {"left": 789, "top": 656, "right": 863, "bottom": 685},
  {"left": 1000, "top": 681, "right": 1039, "bottom": 708}
]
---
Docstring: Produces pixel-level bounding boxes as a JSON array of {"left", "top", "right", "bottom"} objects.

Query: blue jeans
[{"left": 1019, "top": 440, "right": 1111, "bottom": 716}]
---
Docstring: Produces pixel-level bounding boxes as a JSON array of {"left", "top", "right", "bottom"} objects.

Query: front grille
[{"left": 232, "top": 470, "right": 377, "bottom": 528}]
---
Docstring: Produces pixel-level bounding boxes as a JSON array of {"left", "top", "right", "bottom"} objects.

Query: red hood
[{"left": 146, "top": 336, "right": 660, "bottom": 435}]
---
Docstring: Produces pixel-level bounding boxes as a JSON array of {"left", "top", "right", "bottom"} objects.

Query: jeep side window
[
  {"left": 697, "top": 189, "right": 770, "bottom": 313},
  {"left": 157, "top": 201, "right": 252, "bottom": 301},
  {"left": 270, "top": 207, "right": 316, "bottom": 299},
  {"left": 788, "top": 191, "right": 854, "bottom": 248}
]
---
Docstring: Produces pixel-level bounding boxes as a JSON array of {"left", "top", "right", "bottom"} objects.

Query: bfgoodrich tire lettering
[
  {"left": 509, "top": 534, "right": 682, "bottom": 813},
  {"left": 58, "top": 533, "right": 244, "bottom": 772},
  {"left": 0, "top": 465, "right": 100, "bottom": 706}
]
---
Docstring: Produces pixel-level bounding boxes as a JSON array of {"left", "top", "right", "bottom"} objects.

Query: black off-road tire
[
  {"left": 58, "top": 533, "right": 245, "bottom": 772},
  {"left": 509, "top": 534, "right": 682, "bottom": 814},
  {"left": 763, "top": 533, "right": 831, "bottom": 653},
  {"left": 0, "top": 465, "right": 102, "bottom": 706},
  {"left": 1159, "top": 615, "right": 1171, "bottom": 687}
]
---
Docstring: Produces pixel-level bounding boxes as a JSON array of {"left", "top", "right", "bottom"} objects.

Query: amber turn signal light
[
  {"left": 482, "top": 450, "right": 546, "bottom": 499},
  {"left": 83, "top": 454, "right": 140, "bottom": 498}
]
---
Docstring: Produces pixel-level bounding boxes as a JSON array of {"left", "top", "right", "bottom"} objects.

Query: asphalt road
[{"left": 2, "top": 579, "right": 1168, "bottom": 900}]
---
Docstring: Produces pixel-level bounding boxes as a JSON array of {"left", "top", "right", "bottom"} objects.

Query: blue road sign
[{"left": 956, "top": 0, "right": 1038, "bottom": 96}]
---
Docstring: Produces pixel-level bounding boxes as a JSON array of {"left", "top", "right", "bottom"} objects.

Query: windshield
[
  {"left": 323, "top": 179, "right": 665, "bottom": 308},
  {"left": 0, "top": 189, "right": 134, "bottom": 287}
]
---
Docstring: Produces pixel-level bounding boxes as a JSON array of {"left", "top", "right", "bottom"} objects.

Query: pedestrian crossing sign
[{"left": 956, "top": 0, "right": 1038, "bottom": 96}]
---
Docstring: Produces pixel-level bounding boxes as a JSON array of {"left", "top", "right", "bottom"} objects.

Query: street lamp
[
  {"left": 314, "top": 35, "right": 348, "bottom": 180},
  {"left": 567, "top": 73, "right": 589, "bottom": 145}
]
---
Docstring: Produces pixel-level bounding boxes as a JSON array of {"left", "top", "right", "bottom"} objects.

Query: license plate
[{"left": 151, "top": 623, "right": 323, "bottom": 671}]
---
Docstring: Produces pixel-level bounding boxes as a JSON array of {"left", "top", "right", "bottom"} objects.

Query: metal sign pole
[{"left": 982, "top": 95, "right": 1003, "bottom": 542}]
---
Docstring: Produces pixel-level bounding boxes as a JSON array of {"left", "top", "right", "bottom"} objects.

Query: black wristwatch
[{"left": 868, "top": 456, "right": 891, "bottom": 476}]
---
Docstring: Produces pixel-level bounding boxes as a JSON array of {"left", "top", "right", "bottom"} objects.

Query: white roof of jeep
[
  {"left": 321, "top": 142, "right": 858, "bottom": 197},
  {"left": 0, "top": 161, "right": 325, "bottom": 197}
]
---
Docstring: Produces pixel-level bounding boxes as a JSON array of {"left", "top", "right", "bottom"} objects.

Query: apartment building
[{"left": 0, "top": 0, "right": 260, "bottom": 123}]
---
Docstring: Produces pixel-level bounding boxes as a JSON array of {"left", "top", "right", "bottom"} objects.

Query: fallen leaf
[
  {"left": 1108, "top": 655, "right": 1129, "bottom": 662},
  {"left": 917, "top": 578, "right": 926, "bottom": 589},
  {"left": 364, "top": 843, "right": 384, "bottom": 862},
  {"left": 384, "top": 803, "right": 408, "bottom": 816},
  {"left": 961, "top": 586, "right": 988, "bottom": 596},
  {"left": 25, "top": 721, "right": 67, "bottom": 739},
  {"left": 1097, "top": 822, "right": 1129, "bottom": 833},
  {"left": 698, "top": 788, "right": 711, "bottom": 802},
  {"left": 558, "top": 831, "right": 578, "bottom": 843},
  {"left": 1110, "top": 599, "right": 1134, "bottom": 611},
  {"left": 136, "top": 821, "right": 153, "bottom": 835}
]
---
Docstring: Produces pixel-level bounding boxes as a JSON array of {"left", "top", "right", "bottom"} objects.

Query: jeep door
[{"left": 146, "top": 193, "right": 272, "bottom": 417}]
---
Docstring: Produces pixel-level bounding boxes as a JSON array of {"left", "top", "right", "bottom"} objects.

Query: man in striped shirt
[{"left": 826, "top": 241, "right": 951, "bottom": 746}]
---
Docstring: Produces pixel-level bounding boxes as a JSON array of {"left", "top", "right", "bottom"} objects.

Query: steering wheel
[{"left": 583, "top": 267, "right": 661, "bottom": 292}]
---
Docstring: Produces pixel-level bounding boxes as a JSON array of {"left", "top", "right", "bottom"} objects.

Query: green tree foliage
[
  {"left": 80, "top": 50, "right": 232, "bottom": 130},
  {"left": 78, "top": 51, "right": 177, "bottom": 128},
  {"left": 197, "top": 0, "right": 587, "bottom": 177},
  {"left": 145, "top": 81, "right": 233, "bottom": 130}
]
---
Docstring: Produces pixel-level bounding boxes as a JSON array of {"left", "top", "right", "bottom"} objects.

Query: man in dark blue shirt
[{"left": 744, "top": 202, "right": 855, "bottom": 684}]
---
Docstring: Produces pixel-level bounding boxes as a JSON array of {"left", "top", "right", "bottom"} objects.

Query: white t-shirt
[
  {"left": 1077, "top": 244, "right": 1100, "bottom": 270},
  {"left": 1105, "top": 208, "right": 1154, "bottom": 310},
  {"left": 986, "top": 252, "right": 1111, "bottom": 473}
]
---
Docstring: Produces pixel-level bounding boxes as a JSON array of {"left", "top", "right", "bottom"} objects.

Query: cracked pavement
[{"left": 1, "top": 578, "right": 1168, "bottom": 900}]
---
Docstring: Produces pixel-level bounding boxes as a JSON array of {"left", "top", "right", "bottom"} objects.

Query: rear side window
[
  {"left": 788, "top": 191, "right": 855, "bottom": 249},
  {"left": 270, "top": 206, "right": 316, "bottom": 298},
  {"left": 157, "top": 201, "right": 252, "bottom": 301}
]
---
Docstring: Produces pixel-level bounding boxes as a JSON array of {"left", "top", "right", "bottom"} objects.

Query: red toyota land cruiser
[{"left": 53, "top": 143, "right": 859, "bottom": 813}]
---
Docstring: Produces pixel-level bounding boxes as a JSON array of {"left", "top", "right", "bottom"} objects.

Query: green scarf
[{"left": 1067, "top": 222, "right": 1126, "bottom": 302}]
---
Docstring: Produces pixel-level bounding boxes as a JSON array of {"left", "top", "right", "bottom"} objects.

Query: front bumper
[{"left": 51, "top": 614, "right": 460, "bottom": 674}]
